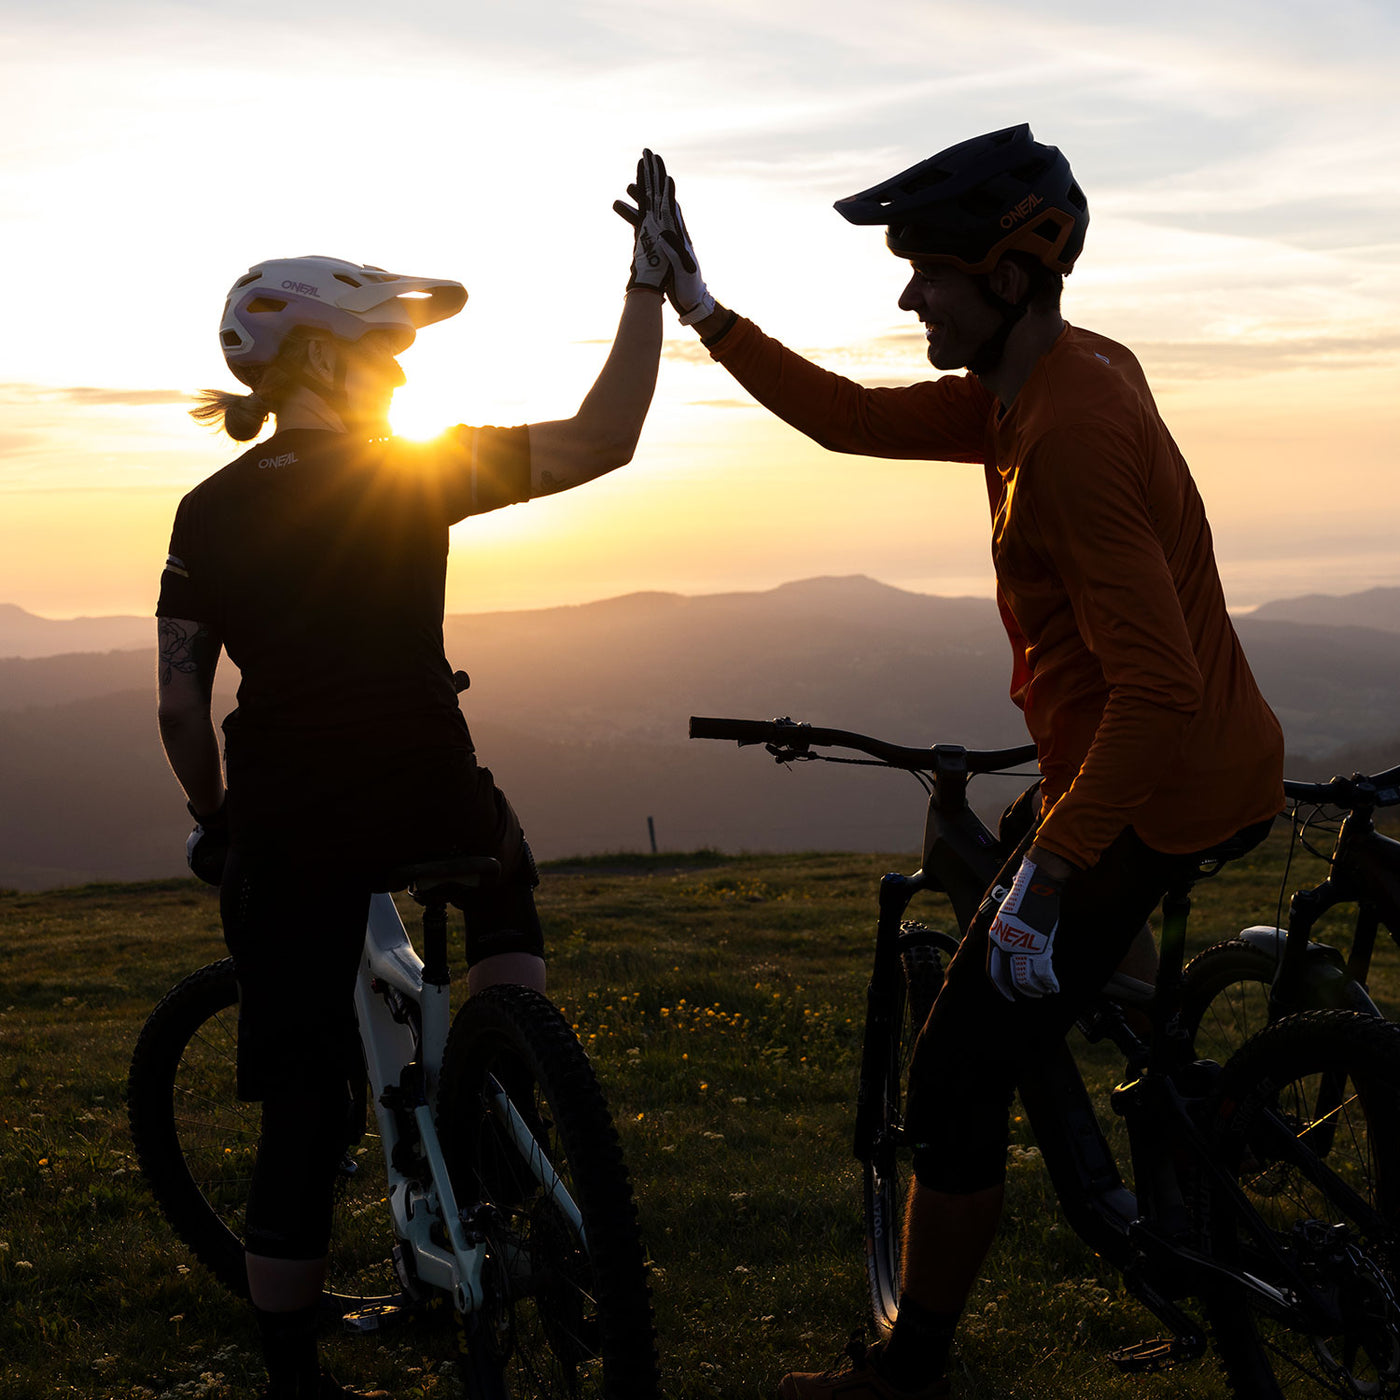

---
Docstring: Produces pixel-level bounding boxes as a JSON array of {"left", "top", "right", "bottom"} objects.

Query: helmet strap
[{"left": 964, "top": 282, "right": 1028, "bottom": 377}]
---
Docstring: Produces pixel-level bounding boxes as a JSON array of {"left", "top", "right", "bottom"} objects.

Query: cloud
[
  {"left": 0, "top": 384, "right": 191, "bottom": 407},
  {"left": 662, "top": 341, "right": 714, "bottom": 364},
  {"left": 1135, "top": 331, "right": 1400, "bottom": 378}
]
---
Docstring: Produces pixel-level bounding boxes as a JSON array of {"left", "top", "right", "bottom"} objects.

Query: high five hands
[{"left": 614, "top": 149, "right": 715, "bottom": 325}]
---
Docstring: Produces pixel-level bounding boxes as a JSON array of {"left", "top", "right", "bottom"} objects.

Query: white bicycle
[{"left": 128, "top": 857, "right": 660, "bottom": 1398}]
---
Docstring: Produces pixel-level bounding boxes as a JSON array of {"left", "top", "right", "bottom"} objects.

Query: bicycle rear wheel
[
  {"left": 861, "top": 924, "right": 948, "bottom": 1336},
  {"left": 1203, "top": 1010, "right": 1400, "bottom": 1398},
  {"left": 127, "top": 958, "right": 403, "bottom": 1311},
  {"left": 437, "top": 982, "right": 659, "bottom": 1399}
]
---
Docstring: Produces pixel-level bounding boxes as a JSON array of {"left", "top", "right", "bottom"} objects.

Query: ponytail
[
  {"left": 189, "top": 332, "right": 316, "bottom": 440},
  {"left": 189, "top": 388, "right": 272, "bottom": 441}
]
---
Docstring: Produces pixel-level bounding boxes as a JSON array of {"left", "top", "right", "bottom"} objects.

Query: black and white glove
[
  {"left": 986, "top": 857, "right": 1062, "bottom": 1001},
  {"left": 186, "top": 799, "right": 229, "bottom": 887},
  {"left": 614, "top": 149, "right": 670, "bottom": 295},
  {"left": 614, "top": 150, "right": 715, "bottom": 324}
]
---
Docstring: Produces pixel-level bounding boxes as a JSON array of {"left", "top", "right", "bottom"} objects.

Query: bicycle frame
[
  {"left": 883, "top": 750, "right": 1371, "bottom": 1353},
  {"left": 348, "top": 892, "right": 585, "bottom": 1324},
  {"left": 1266, "top": 801, "right": 1400, "bottom": 1017}
]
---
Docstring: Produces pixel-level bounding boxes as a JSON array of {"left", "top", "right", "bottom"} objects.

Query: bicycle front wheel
[
  {"left": 1203, "top": 1010, "right": 1400, "bottom": 1398},
  {"left": 862, "top": 925, "right": 947, "bottom": 1336},
  {"left": 127, "top": 958, "right": 403, "bottom": 1311},
  {"left": 436, "top": 983, "right": 659, "bottom": 1399},
  {"left": 1181, "top": 938, "right": 1282, "bottom": 1066}
]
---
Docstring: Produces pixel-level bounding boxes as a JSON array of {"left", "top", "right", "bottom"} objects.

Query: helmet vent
[
  {"left": 1010, "top": 158, "right": 1050, "bottom": 182},
  {"left": 333, "top": 273, "right": 363, "bottom": 288},
  {"left": 235, "top": 273, "right": 261, "bottom": 288},
  {"left": 903, "top": 166, "right": 954, "bottom": 196},
  {"left": 246, "top": 296, "right": 288, "bottom": 314},
  {"left": 220, "top": 330, "right": 244, "bottom": 348}
]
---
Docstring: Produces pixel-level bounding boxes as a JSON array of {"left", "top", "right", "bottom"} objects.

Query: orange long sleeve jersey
[{"left": 708, "top": 316, "right": 1284, "bottom": 869}]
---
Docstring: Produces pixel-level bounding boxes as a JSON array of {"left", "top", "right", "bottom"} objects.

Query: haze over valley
[{"left": 2, "top": 576, "right": 1399, "bottom": 890}]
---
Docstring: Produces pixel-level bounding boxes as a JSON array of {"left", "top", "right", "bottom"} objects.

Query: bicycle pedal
[
  {"left": 341, "top": 1301, "right": 411, "bottom": 1334},
  {"left": 1108, "top": 1337, "right": 1200, "bottom": 1373}
]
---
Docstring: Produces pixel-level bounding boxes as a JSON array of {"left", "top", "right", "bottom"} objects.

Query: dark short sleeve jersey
[{"left": 156, "top": 425, "right": 530, "bottom": 775}]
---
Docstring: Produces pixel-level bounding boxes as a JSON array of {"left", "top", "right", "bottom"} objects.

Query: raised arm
[
  {"left": 525, "top": 151, "right": 672, "bottom": 498},
  {"left": 526, "top": 288, "right": 662, "bottom": 496},
  {"left": 644, "top": 157, "right": 993, "bottom": 463}
]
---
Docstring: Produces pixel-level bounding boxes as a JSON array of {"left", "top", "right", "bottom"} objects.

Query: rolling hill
[{"left": 0, "top": 576, "right": 1397, "bottom": 888}]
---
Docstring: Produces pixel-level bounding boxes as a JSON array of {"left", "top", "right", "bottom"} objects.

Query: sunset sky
[{"left": 2, "top": 0, "right": 1397, "bottom": 618}]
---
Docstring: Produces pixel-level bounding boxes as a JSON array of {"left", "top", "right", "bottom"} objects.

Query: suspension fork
[{"left": 853, "top": 872, "right": 926, "bottom": 1161}]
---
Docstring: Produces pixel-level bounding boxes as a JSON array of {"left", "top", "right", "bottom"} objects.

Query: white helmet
[{"left": 219, "top": 255, "right": 467, "bottom": 388}]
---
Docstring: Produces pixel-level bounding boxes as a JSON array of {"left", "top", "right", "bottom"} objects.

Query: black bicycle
[
  {"left": 1183, "top": 767, "right": 1400, "bottom": 1066},
  {"left": 692, "top": 714, "right": 1400, "bottom": 1398}
]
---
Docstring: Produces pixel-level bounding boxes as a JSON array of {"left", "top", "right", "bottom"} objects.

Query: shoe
[{"left": 778, "top": 1341, "right": 950, "bottom": 1400}]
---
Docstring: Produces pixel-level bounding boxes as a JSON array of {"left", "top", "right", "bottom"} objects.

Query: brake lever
[{"left": 766, "top": 743, "right": 815, "bottom": 763}]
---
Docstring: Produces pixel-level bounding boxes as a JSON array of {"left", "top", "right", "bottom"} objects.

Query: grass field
[{"left": 1, "top": 819, "right": 1396, "bottom": 1400}]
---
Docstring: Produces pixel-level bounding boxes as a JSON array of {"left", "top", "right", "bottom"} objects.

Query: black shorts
[
  {"left": 904, "top": 818, "right": 1272, "bottom": 1193},
  {"left": 222, "top": 750, "right": 531, "bottom": 1100}
]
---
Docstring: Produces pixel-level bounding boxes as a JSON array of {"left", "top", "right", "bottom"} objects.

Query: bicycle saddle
[{"left": 386, "top": 856, "right": 502, "bottom": 905}]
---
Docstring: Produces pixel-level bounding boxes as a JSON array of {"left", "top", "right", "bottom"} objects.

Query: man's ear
[{"left": 989, "top": 257, "right": 1032, "bottom": 307}]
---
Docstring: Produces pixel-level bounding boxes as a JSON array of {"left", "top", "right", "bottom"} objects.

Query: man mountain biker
[
  {"left": 156, "top": 155, "right": 674, "bottom": 1400},
  {"left": 631, "top": 130, "right": 1285, "bottom": 1397}
]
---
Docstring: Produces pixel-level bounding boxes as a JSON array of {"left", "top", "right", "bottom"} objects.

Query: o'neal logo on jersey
[{"left": 258, "top": 452, "right": 299, "bottom": 470}]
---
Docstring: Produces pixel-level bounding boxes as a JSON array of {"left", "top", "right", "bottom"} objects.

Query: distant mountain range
[
  {"left": 0, "top": 604, "right": 149, "bottom": 659},
  {"left": 0, "top": 577, "right": 1397, "bottom": 888}
]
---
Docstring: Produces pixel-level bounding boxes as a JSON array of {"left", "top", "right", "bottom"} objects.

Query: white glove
[
  {"left": 613, "top": 149, "right": 671, "bottom": 294},
  {"left": 614, "top": 151, "right": 714, "bottom": 324},
  {"left": 185, "top": 799, "right": 229, "bottom": 887},
  {"left": 987, "top": 857, "right": 1062, "bottom": 1001}
]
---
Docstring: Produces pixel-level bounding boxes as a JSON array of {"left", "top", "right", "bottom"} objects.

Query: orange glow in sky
[{"left": 1, "top": 1, "right": 1397, "bottom": 618}]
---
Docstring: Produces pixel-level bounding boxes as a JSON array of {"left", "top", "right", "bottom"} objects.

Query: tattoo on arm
[{"left": 158, "top": 618, "right": 221, "bottom": 692}]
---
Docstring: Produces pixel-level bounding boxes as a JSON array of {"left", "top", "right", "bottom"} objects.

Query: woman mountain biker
[
  {"left": 155, "top": 156, "right": 673, "bottom": 1400},
  {"left": 633, "top": 132, "right": 1286, "bottom": 1397}
]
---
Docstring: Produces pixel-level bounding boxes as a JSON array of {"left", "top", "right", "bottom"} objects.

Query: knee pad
[
  {"left": 906, "top": 1052, "right": 1017, "bottom": 1195},
  {"left": 461, "top": 876, "right": 545, "bottom": 963}
]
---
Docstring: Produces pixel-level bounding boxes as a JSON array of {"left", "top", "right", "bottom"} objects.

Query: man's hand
[
  {"left": 614, "top": 149, "right": 670, "bottom": 295},
  {"left": 186, "top": 799, "right": 229, "bottom": 886},
  {"left": 987, "top": 856, "right": 1063, "bottom": 1001},
  {"left": 653, "top": 160, "right": 714, "bottom": 325}
]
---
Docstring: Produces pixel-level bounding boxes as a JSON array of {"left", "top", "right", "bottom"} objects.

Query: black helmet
[{"left": 834, "top": 124, "right": 1088, "bottom": 275}]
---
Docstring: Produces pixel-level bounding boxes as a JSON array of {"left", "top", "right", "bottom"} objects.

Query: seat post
[
  {"left": 421, "top": 897, "right": 451, "bottom": 992},
  {"left": 1149, "top": 880, "right": 1194, "bottom": 1070}
]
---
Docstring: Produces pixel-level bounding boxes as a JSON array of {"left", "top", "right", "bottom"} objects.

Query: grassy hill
[{"left": 2, "top": 834, "right": 1395, "bottom": 1398}]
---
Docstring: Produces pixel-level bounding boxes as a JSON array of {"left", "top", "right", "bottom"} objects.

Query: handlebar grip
[{"left": 689, "top": 716, "right": 792, "bottom": 743}]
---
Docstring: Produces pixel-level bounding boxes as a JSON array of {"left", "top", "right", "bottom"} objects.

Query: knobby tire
[
  {"left": 1203, "top": 1010, "right": 1400, "bottom": 1398},
  {"left": 862, "top": 926, "right": 948, "bottom": 1336},
  {"left": 436, "top": 983, "right": 659, "bottom": 1400},
  {"left": 127, "top": 958, "right": 402, "bottom": 1311}
]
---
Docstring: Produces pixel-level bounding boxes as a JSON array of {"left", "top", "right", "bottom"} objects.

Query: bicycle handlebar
[
  {"left": 1283, "top": 765, "right": 1400, "bottom": 810},
  {"left": 689, "top": 715, "right": 1038, "bottom": 774}
]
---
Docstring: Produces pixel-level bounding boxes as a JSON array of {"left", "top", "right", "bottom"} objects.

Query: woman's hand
[
  {"left": 614, "top": 149, "right": 671, "bottom": 296},
  {"left": 614, "top": 150, "right": 715, "bottom": 324}
]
